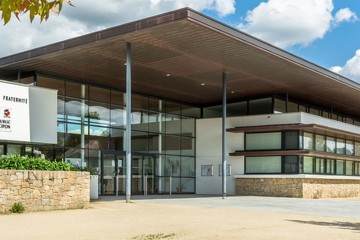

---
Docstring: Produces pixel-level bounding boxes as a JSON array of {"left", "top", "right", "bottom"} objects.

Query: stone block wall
[
  {"left": 0, "top": 170, "right": 90, "bottom": 213},
  {"left": 303, "top": 179, "right": 360, "bottom": 198},
  {"left": 236, "top": 178, "right": 303, "bottom": 198},
  {"left": 236, "top": 177, "right": 360, "bottom": 198}
]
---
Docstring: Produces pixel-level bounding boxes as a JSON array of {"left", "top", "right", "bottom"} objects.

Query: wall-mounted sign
[
  {"left": 0, "top": 80, "right": 57, "bottom": 144},
  {"left": 0, "top": 81, "right": 30, "bottom": 141}
]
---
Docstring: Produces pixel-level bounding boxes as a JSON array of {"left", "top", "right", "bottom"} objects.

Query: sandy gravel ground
[{"left": 0, "top": 197, "right": 359, "bottom": 240}]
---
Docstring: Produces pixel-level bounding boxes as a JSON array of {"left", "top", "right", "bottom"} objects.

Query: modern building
[{"left": 1, "top": 8, "right": 360, "bottom": 198}]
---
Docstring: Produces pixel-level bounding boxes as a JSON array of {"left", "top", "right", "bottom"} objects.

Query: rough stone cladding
[
  {"left": 236, "top": 178, "right": 360, "bottom": 198},
  {"left": 0, "top": 170, "right": 90, "bottom": 213}
]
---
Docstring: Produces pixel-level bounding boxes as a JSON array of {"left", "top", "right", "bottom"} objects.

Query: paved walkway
[{"left": 0, "top": 195, "right": 359, "bottom": 240}]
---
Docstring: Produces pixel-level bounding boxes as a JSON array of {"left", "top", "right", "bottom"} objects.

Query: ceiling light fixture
[
  {"left": 201, "top": 83, "right": 205, "bottom": 86},
  {"left": 166, "top": 73, "right": 171, "bottom": 77}
]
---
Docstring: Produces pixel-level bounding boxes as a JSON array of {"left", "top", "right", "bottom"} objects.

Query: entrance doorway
[{"left": 100, "top": 151, "right": 155, "bottom": 195}]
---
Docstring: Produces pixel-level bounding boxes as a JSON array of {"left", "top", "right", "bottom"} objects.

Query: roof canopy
[{"left": 1, "top": 8, "right": 360, "bottom": 116}]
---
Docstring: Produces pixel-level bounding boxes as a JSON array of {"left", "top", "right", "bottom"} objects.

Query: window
[
  {"left": 345, "top": 140, "right": 354, "bottom": 155},
  {"left": 303, "top": 132, "right": 314, "bottom": 150},
  {"left": 303, "top": 156, "right": 314, "bottom": 174},
  {"left": 283, "top": 131, "right": 299, "bottom": 150},
  {"left": 326, "top": 159, "right": 335, "bottom": 175},
  {"left": 355, "top": 142, "right": 360, "bottom": 156},
  {"left": 336, "top": 160, "right": 345, "bottom": 175},
  {"left": 283, "top": 156, "right": 299, "bottom": 173},
  {"left": 274, "top": 98, "right": 286, "bottom": 113},
  {"left": 315, "top": 135, "right": 326, "bottom": 152},
  {"left": 336, "top": 139, "right": 345, "bottom": 154},
  {"left": 245, "top": 132, "right": 281, "bottom": 150},
  {"left": 314, "top": 158, "right": 325, "bottom": 174},
  {"left": 345, "top": 161, "right": 353, "bottom": 176},
  {"left": 248, "top": 98, "right": 273, "bottom": 115},
  {"left": 245, "top": 156, "right": 282, "bottom": 174},
  {"left": 326, "top": 137, "right": 336, "bottom": 153}
]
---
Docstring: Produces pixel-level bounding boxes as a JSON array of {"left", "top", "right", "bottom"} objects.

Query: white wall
[{"left": 196, "top": 117, "right": 244, "bottom": 195}]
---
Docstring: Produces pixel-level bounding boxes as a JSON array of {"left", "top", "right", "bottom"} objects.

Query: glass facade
[
  {"left": 244, "top": 131, "right": 360, "bottom": 176},
  {"left": 0, "top": 74, "right": 199, "bottom": 195}
]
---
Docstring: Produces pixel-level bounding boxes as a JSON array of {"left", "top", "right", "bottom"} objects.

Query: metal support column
[
  {"left": 125, "top": 43, "right": 132, "bottom": 203},
  {"left": 222, "top": 72, "right": 227, "bottom": 199}
]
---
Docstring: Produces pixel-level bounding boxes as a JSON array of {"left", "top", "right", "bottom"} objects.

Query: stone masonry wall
[
  {"left": 303, "top": 179, "right": 360, "bottom": 198},
  {"left": 236, "top": 178, "right": 360, "bottom": 198},
  {"left": 236, "top": 178, "right": 303, "bottom": 198},
  {"left": 0, "top": 170, "right": 90, "bottom": 213}
]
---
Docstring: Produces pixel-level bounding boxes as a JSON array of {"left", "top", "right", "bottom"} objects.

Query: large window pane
[
  {"left": 303, "top": 132, "right": 314, "bottom": 150},
  {"left": 88, "top": 101, "right": 110, "bottom": 127},
  {"left": 245, "top": 156, "right": 281, "bottom": 173},
  {"left": 89, "top": 86, "right": 110, "bottom": 103},
  {"left": 37, "top": 75, "right": 65, "bottom": 95},
  {"left": 326, "top": 159, "right": 335, "bottom": 174},
  {"left": 246, "top": 132, "right": 281, "bottom": 150},
  {"left": 165, "top": 135, "right": 180, "bottom": 155},
  {"left": 283, "top": 156, "right": 299, "bottom": 173},
  {"left": 181, "top": 157, "right": 195, "bottom": 177},
  {"left": 336, "top": 160, "right": 345, "bottom": 175},
  {"left": 249, "top": 98, "right": 273, "bottom": 115},
  {"left": 314, "top": 158, "right": 325, "bottom": 174},
  {"left": 336, "top": 139, "right": 345, "bottom": 154},
  {"left": 315, "top": 134, "right": 325, "bottom": 152},
  {"left": 110, "top": 105, "right": 125, "bottom": 128},
  {"left": 283, "top": 131, "right": 299, "bottom": 150},
  {"left": 182, "top": 117, "right": 195, "bottom": 137},
  {"left": 303, "top": 156, "right": 313, "bottom": 174},
  {"left": 65, "top": 98, "right": 88, "bottom": 124},
  {"left": 132, "top": 131, "right": 148, "bottom": 153},
  {"left": 227, "top": 102, "right": 247, "bottom": 116},
  {"left": 345, "top": 161, "right": 353, "bottom": 176},
  {"left": 165, "top": 114, "right": 181, "bottom": 135},
  {"left": 182, "top": 104, "right": 201, "bottom": 118},
  {"left": 274, "top": 98, "right": 286, "bottom": 113},
  {"left": 66, "top": 82, "right": 87, "bottom": 98},
  {"left": 181, "top": 137, "right": 195, "bottom": 156},
  {"left": 326, "top": 137, "right": 336, "bottom": 153},
  {"left": 287, "top": 101, "right": 298, "bottom": 113},
  {"left": 345, "top": 140, "right": 354, "bottom": 155},
  {"left": 355, "top": 142, "right": 360, "bottom": 156}
]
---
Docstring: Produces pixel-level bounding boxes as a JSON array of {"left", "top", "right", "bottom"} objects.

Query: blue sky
[{"left": 1, "top": 0, "right": 360, "bottom": 82}]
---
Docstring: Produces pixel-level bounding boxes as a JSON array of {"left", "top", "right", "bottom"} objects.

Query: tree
[{"left": 0, "top": 0, "right": 74, "bottom": 25}]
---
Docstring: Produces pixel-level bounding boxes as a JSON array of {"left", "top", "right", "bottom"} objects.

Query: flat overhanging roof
[{"left": 1, "top": 8, "right": 360, "bottom": 117}]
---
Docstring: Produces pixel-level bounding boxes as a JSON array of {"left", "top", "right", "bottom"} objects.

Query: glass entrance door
[
  {"left": 101, "top": 152, "right": 155, "bottom": 195},
  {"left": 100, "top": 152, "right": 125, "bottom": 195},
  {"left": 132, "top": 155, "right": 155, "bottom": 195}
]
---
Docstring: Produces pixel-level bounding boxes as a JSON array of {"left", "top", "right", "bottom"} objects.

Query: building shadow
[{"left": 287, "top": 220, "right": 360, "bottom": 232}]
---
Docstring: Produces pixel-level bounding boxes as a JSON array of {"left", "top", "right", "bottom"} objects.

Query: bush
[
  {"left": 9, "top": 202, "right": 25, "bottom": 214},
  {"left": 0, "top": 155, "right": 77, "bottom": 171}
]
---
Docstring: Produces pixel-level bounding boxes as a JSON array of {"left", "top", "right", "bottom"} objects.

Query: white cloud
[
  {"left": 330, "top": 49, "right": 360, "bottom": 83},
  {"left": 239, "top": 0, "right": 334, "bottom": 48},
  {"left": 334, "top": 8, "right": 358, "bottom": 25},
  {"left": 0, "top": 0, "right": 236, "bottom": 57}
]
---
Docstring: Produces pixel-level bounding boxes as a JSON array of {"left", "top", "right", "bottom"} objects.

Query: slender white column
[
  {"left": 222, "top": 72, "right": 227, "bottom": 199},
  {"left": 125, "top": 43, "right": 132, "bottom": 203}
]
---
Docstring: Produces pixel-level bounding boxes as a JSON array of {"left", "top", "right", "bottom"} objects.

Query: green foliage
[
  {"left": 0, "top": 0, "right": 74, "bottom": 25},
  {"left": 0, "top": 155, "right": 77, "bottom": 171},
  {"left": 9, "top": 202, "right": 25, "bottom": 214}
]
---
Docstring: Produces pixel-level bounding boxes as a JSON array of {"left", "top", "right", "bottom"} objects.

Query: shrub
[
  {"left": 9, "top": 202, "right": 25, "bottom": 214},
  {"left": 0, "top": 155, "right": 77, "bottom": 171}
]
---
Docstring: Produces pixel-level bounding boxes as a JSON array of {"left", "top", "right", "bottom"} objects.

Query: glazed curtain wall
[{"left": 32, "top": 75, "right": 199, "bottom": 192}]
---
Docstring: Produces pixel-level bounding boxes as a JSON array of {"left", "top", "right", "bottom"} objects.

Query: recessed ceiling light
[
  {"left": 166, "top": 73, "right": 171, "bottom": 77},
  {"left": 201, "top": 83, "right": 205, "bottom": 86},
  {"left": 231, "top": 91, "right": 235, "bottom": 94}
]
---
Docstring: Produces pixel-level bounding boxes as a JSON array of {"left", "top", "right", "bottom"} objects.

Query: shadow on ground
[{"left": 287, "top": 220, "right": 360, "bottom": 232}]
